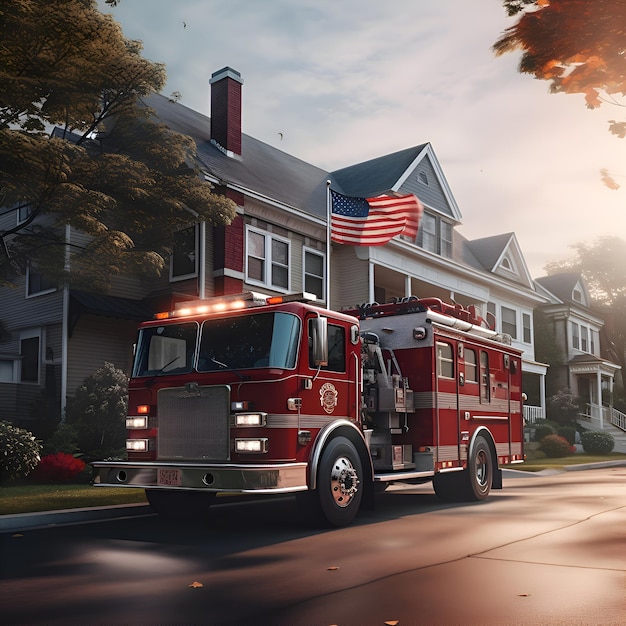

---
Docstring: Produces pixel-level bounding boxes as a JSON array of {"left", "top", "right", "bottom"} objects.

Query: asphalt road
[{"left": 1, "top": 466, "right": 625, "bottom": 625}]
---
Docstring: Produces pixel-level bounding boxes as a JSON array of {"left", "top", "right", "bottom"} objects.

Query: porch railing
[
  {"left": 523, "top": 405, "right": 544, "bottom": 424},
  {"left": 581, "top": 404, "right": 626, "bottom": 432}
]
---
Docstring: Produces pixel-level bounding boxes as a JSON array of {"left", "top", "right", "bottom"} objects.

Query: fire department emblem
[{"left": 319, "top": 382, "right": 338, "bottom": 414}]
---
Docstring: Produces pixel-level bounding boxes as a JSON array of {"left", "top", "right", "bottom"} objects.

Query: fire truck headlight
[
  {"left": 126, "top": 439, "right": 149, "bottom": 452},
  {"left": 126, "top": 416, "right": 148, "bottom": 429},
  {"left": 235, "top": 412, "right": 267, "bottom": 427},
  {"left": 235, "top": 438, "right": 268, "bottom": 454}
]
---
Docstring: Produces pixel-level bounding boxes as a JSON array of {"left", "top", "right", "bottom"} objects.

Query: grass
[
  {"left": 504, "top": 452, "right": 626, "bottom": 472},
  {"left": 0, "top": 483, "right": 147, "bottom": 515}
]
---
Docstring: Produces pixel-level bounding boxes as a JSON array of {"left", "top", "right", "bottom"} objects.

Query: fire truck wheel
[
  {"left": 316, "top": 436, "right": 363, "bottom": 527},
  {"left": 464, "top": 435, "right": 493, "bottom": 501},
  {"left": 146, "top": 489, "right": 215, "bottom": 520}
]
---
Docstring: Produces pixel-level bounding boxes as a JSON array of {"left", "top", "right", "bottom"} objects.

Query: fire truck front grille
[{"left": 157, "top": 384, "right": 230, "bottom": 461}]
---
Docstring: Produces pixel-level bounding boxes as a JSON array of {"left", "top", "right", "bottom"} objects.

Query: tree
[
  {"left": 494, "top": 1, "right": 626, "bottom": 151},
  {"left": 545, "top": 236, "right": 626, "bottom": 392},
  {"left": 0, "top": 0, "right": 236, "bottom": 289}
]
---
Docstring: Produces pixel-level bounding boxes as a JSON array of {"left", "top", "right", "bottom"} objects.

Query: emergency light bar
[{"left": 154, "top": 291, "right": 318, "bottom": 319}]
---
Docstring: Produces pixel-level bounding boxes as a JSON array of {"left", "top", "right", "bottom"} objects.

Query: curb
[{"left": 0, "top": 503, "right": 152, "bottom": 534}]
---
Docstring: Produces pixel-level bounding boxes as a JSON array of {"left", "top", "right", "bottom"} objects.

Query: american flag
[{"left": 330, "top": 190, "right": 423, "bottom": 246}]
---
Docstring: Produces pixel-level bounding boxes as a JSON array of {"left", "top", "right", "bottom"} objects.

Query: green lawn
[
  {"left": 504, "top": 452, "right": 626, "bottom": 472},
  {"left": 0, "top": 483, "right": 147, "bottom": 515}
]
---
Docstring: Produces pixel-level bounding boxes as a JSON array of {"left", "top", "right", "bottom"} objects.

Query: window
[
  {"left": 480, "top": 351, "right": 490, "bottom": 402},
  {"left": 573, "top": 289, "right": 582, "bottom": 303},
  {"left": 418, "top": 171, "right": 429, "bottom": 185},
  {"left": 437, "top": 342, "right": 454, "bottom": 379},
  {"left": 581, "top": 326, "right": 588, "bottom": 352},
  {"left": 309, "top": 322, "right": 345, "bottom": 372},
  {"left": 303, "top": 248, "right": 325, "bottom": 300},
  {"left": 17, "top": 203, "right": 33, "bottom": 225},
  {"left": 522, "top": 313, "right": 532, "bottom": 344},
  {"left": 170, "top": 225, "right": 198, "bottom": 281},
  {"left": 20, "top": 334, "right": 40, "bottom": 383},
  {"left": 246, "top": 227, "right": 290, "bottom": 291},
  {"left": 418, "top": 213, "right": 452, "bottom": 258},
  {"left": 465, "top": 348, "right": 478, "bottom": 383},
  {"left": 0, "top": 360, "right": 14, "bottom": 382},
  {"left": 571, "top": 322, "right": 580, "bottom": 350},
  {"left": 501, "top": 306, "right": 517, "bottom": 339},
  {"left": 26, "top": 264, "right": 56, "bottom": 297}
]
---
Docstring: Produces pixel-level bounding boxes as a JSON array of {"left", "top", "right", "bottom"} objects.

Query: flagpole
[{"left": 325, "top": 180, "right": 332, "bottom": 308}]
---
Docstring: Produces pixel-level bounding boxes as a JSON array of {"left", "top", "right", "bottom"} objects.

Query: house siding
[
  {"left": 67, "top": 315, "right": 137, "bottom": 396},
  {"left": 401, "top": 158, "right": 454, "bottom": 218},
  {"left": 331, "top": 247, "right": 369, "bottom": 310}
]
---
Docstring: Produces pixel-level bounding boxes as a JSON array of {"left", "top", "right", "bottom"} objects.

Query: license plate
[{"left": 158, "top": 468, "right": 182, "bottom": 486}]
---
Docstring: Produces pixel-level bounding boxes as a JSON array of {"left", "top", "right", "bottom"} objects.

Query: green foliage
[
  {"left": 539, "top": 434, "right": 574, "bottom": 458},
  {"left": 0, "top": 0, "right": 236, "bottom": 289},
  {"left": 0, "top": 421, "right": 41, "bottom": 483},
  {"left": 556, "top": 426, "right": 577, "bottom": 446},
  {"left": 42, "top": 422, "right": 79, "bottom": 455},
  {"left": 533, "top": 423, "right": 556, "bottom": 442},
  {"left": 65, "top": 362, "right": 128, "bottom": 461},
  {"left": 547, "top": 389, "right": 584, "bottom": 426},
  {"left": 581, "top": 431, "right": 615, "bottom": 455}
]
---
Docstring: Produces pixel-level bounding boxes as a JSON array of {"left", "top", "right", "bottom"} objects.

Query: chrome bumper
[{"left": 92, "top": 461, "right": 308, "bottom": 494}]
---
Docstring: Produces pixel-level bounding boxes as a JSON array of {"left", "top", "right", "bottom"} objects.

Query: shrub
[
  {"left": 0, "top": 421, "right": 41, "bottom": 483},
  {"left": 533, "top": 423, "right": 556, "bottom": 442},
  {"left": 65, "top": 362, "right": 128, "bottom": 461},
  {"left": 30, "top": 452, "right": 86, "bottom": 483},
  {"left": 42, "top": 422, "right": 79, "bottom": 455},
  {"left": 539, "top": 434, "right": 574, "bottom": 458},
  {"left": 581, "top": 431, "right": 615, "bottom": 455},
  {"left": 547, "top": 389, "right": 584, "bottom": 425},
  {"left": 556, "top": 426, "right": 577, "bottom": 446}
]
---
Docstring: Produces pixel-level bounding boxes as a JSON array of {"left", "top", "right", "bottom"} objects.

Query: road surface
[{"left": 1, "top": 466, "right": 625, "bottom": 625}]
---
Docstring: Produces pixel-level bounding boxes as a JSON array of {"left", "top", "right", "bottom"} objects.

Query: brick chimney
[{"left": 209, "top": 67, "right": 243, "bottom": 157}]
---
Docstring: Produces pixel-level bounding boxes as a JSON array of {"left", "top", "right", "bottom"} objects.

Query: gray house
[{"left": 1, "top": 66, "right": 550, "bottom": 429}]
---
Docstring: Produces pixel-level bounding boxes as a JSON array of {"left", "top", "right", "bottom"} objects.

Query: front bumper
[{"left": 92, "top": 461, "right": 308, "bottom": 494}]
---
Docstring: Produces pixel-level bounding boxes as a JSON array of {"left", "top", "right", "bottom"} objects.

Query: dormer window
[
  {"left": 418, "top": 213, "right": 452, "bottom": 258},
  {"left": 573, "top": 289, "right": 582, "bottom": 303},
  {"left": 418, "top": 171, "right": 429, "bottom": 185}
]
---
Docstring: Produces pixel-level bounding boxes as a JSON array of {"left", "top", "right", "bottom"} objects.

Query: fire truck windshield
[
  {"left": 132, "top": 312, "right": 300, "bottom": 377},
  {"left": 197, "top": 312, "right": 300, "bottom": 371}
]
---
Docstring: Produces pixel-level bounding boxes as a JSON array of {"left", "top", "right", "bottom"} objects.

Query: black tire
[
  {"left": 146, "top": 489, "right": 215, "bottom": 520},
  {"left": 463, "top": 435, "right": 493, "bottom": 501},
  {"left": 433, "top": 435, "right": 494, "bottom": 502},
  {"left": 432, "top": 470, "right": 464, "bottom": 501},
  {"left": 306, "top": 436, "right": 363, "bottom": 527}
]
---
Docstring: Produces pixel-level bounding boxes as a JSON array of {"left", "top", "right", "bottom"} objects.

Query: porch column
[
  {"left": 540, "top": 372, "right": 546, "bottom": 420},
  {"left": 597, "top": 370, "right": 603, "bottom": 429},
  {"left": 404, "top": 274, "right": 411, "bottom": 298},
  {"left": 368, "top": 261, "right": 375, "bottom": 303}
]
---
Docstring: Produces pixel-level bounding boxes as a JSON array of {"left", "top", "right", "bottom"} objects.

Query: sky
[{"left": 98, "top": 0, "right": 626, "bottom": 278}]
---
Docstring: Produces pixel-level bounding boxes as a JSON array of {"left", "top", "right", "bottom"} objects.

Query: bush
[
  {"left": 30, "top": 452, "right": 86, "bottom": 483},
  {"left": 42, "top": 422, "right": 79, "bottom": 455},
  {"left": 547, "top": 388, "right": 584, "bottom": 425},
  {"left": 533, "top": 423, "right": 556, "bottom": 442},
  {"left": 65, "top": 362, "right": 128, "bottom": 461},
  {"left": 0, "top": 421, "right": 41, "bottom": 483},
  {"left": 581, "top": 431, "right": 615, "bottom": 455},
  {"left": 556, "top": 426, "right": 577, "bottom": 446},
  {"left": 539, "top": 434, "right": 574, "bottom": 458}
]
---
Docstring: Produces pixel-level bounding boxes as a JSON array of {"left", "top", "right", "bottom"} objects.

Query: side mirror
[{"left": 311, "top": 317, "right": 328, "bottom": 366}]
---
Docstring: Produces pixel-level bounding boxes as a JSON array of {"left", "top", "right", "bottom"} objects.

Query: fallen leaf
[
  {"left": 327, "top": 566, "right": 339, "bottom": 571},
  {"left": 12, "top": 533, "right": 24, "bottom": 538},
  {"left": 189, "top": 581, "right": 204, "bottom": 588},
  {"left": 518, "top": 593, "right": 531, "bottom": 597},
  {"left": 385, "top": 621, "right": 399, "bottom": 625}
]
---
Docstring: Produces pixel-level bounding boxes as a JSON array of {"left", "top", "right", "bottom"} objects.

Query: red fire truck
[{"left": 93, "top": 292, "right": 524, "bottom": 526}]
